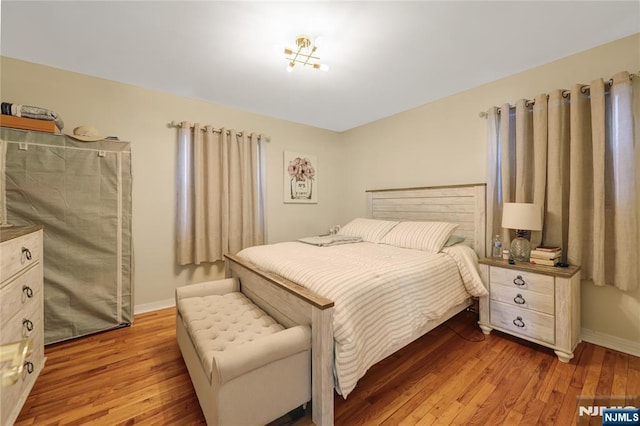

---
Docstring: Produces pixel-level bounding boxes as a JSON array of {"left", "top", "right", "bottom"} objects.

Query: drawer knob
[
  {"left": 23, "top": 285, "right": 34, "bottom": 298},
  {"left": 513, "top": 275, "right": 526, "bottom": 286},
  {"left": 513, "top": 316, "right": 525, "bottom": 328},
  {"left": 24, "top": 361, "right": 34, "bottom": 374},
  {"left": 513, "top": 294, "right": 526, "bottom": 305},
  {"left": 23, "top": 318, "right": 34, "bottom": 333},
  {"left": 22, "top": 247, "right": 33, "bottom": 261}
]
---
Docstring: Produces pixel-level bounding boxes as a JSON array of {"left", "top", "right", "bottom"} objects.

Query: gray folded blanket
[
  {"left": 1, "top": 102, "right": 64, "bottom": 130},
  {"left": 297, "top": 234, "right": 363, "bottom": 247}
]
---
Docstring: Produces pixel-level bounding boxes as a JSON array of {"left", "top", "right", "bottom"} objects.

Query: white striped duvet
[{"left": 237, "top": 241, "right": 487, "bottom": 397}]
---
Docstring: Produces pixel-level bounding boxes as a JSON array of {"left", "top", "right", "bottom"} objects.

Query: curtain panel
[
  {"left": 486, "top": 72, "right": 638, "bottom": 291},
  {"left": 176, "top": 122, "right": 265, "bottom": 266}
]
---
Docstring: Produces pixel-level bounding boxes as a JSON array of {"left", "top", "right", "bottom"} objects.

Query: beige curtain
[
  {"left": 176, "top": 122, "right": 265, "bottom": 265},
  {"left": 486, "top": 72, "right": 638, "bottom": 291}
]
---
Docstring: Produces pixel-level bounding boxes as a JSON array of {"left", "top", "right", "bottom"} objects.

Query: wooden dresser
[
  {"left": 1, "top": 225, "right": 45, "bottom": 426},
  {"left": 477, "top": 257, "right": 581, "bottom": 363}
]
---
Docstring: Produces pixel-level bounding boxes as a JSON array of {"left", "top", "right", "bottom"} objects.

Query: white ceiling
[{"left": 2, "top": 1, "right": 639, "bottom": 132}]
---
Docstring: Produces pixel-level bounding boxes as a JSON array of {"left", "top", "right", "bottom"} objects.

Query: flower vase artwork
[
  {"left": 289, "top": 157, "right": 314, "bottom": 199},
  {"left": 284, "top": 152, "right": 317, "bottom": 203}
]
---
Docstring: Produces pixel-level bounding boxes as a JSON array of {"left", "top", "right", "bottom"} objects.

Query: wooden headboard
[{"left": 366, "top": 183, "right": 487, "bottom": 257}]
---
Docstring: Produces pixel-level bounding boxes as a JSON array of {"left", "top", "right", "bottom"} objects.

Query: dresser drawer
[
  {"left": 490, "top": 301, "right": 555, "bottom": 345},
  {"left": 0, "top": 264, "right": 43, "bottom": 326},
  {"left": 490, "top": 283, "right": 554, "bottom": 315},
  {"left": 0, "top": 231, "right": 42, "bottom": 283},
  {"left": 490, "top": 267, "right": 554, "bottom": 295},
  {"left": 0, "top": 303, "right": 42, "bottom": 345},
  {"left": 0, "top": 343, "right": 43, "bottom": 424}
]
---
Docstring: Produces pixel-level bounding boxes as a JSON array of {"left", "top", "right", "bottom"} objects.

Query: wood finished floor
[{"left": 14, "top": 307, "right": 640, "bottom": 426}]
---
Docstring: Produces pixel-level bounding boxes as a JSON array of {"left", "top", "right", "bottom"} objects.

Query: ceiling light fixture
[{"left": 284, "top": 35, "right": 329, "bottom": 72}]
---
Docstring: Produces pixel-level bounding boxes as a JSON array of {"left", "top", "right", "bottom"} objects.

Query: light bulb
[
  {"left": 319, "top": 63, "right": 329, "bottom": 72},
  {"left": 286, "top": 62, "right": 295, "bottom": 72}
]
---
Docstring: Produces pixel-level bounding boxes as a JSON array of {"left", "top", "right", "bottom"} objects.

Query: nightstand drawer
[
  {"left": 490, "top": 267, "right": 554, "bottom": 294},
  {"left": 490, "top": 283, "right": 554, "bottom": 315},
  {"left": 490, "top": 301, "right": 555, "bottom": 345}
]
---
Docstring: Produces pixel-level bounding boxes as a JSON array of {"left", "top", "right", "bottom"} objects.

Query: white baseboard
[
  {"left": 134, "top": 298, "right": 175, "bottom": 315},
  {"left": 581, "top": 328, "right": 640, "bottom": 357}
]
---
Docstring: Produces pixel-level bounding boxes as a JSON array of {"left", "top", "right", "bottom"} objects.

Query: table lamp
[{"left": 502, "top": 202, "right": 542, "bottom": 262}]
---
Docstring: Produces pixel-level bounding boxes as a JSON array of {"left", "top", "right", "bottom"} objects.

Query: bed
[{"left": 224, "top": 183, "right": 486, "bottom": 426}]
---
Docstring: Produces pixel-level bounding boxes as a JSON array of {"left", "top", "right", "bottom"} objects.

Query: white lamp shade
[{"left": 502, "top": 202, "right": 542, "bottom": 231}]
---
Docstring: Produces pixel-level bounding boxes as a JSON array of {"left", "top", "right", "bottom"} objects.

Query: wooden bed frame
[{"left": 224, "top": 183, "right": 486, "bottom": 426}]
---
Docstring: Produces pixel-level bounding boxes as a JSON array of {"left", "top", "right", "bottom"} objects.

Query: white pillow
[
  {"left": 338, "top": 218, "right": 398, "bottom": 243},
  {"left": 379, "top": 221, "right": 459, "bottom": 253}
]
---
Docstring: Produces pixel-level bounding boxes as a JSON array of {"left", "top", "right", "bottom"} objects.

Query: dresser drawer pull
[
  {"left": 513, "top": 316, "right": 525, "bottom": 328},
  {"left": 513, "top": 275, "right": 526, "bottom": 286},
  {"left": 23, "top": 285, "right": 34, "bottom": 298},
  {"left": 513, "top": 294, "right": 526, "bottom": 305},
  {"left": 24, "top": 361, "right": 34, "bottom": 374},
  {"left": 22, "top": 247, "right": 33, "bottom": 261},
  {"left": 23, "top": 318, "right": 34, "bottom": 332}
]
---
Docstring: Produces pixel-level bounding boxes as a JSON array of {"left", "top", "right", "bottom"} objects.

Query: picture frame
[{"left": 283, "top": 151, "right": 317, "bottom": 203}]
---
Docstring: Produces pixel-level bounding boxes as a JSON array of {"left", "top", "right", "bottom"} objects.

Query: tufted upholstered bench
[{"left": 176, "top": 278, "right": 311, "bottom": 426}]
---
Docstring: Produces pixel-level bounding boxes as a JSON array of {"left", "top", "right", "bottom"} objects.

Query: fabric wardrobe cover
[{"left": 1, "top": 128, "right": 133, "bottom": 344}]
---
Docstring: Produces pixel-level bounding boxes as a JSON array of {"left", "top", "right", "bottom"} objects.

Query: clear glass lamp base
[{"left": 509, "top": 236, "right": 531, "bottom": 262}]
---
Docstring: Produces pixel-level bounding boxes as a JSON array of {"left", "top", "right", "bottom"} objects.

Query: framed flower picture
[{"left": 283, "top": 151, "right": 317, "bottom": 203}]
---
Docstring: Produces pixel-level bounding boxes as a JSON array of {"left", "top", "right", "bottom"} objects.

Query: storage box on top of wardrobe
[{"left": 0, "top": 115, "right": 58, "bottom": 133}]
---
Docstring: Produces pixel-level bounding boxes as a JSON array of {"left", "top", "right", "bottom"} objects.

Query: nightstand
[{"left": 477, "top": 258, "right": 581, "bottom": 363}]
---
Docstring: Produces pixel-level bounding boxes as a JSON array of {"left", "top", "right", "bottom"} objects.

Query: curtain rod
[
  {"left": 478, "top": 71, "right": 638, "bottom": 118},
  {"left": 168, "top": 121, "right": 270, "bottom": 142}
]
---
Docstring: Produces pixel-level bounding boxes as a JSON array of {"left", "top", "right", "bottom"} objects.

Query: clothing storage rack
[{"left": 1, "top": 127, "right": 133, "bottom": 344}]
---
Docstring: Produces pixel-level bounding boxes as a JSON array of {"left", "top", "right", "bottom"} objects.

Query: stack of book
[{"left": 530, "top": 247, "right": 562, "bottom": 266}]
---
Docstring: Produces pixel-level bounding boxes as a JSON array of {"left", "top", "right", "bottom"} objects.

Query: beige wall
[
  {"left": 339, "top": 33, "right": 640, "bottom": 344},
  {"left": 0, "top": 57, "right": 344, "bottom": 309},
  {"left": 2, "top": 33, "right": 639, "bottom": 345}
]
